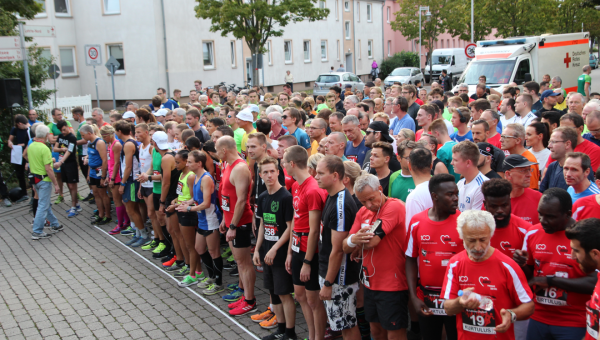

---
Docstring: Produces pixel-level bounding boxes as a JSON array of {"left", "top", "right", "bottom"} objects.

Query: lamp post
[
  {"left": 418, "top": 6, "right": 431, "bottom": 72},
  {"left": 471, "top": 0, "right": 474, "bottom": 42}
]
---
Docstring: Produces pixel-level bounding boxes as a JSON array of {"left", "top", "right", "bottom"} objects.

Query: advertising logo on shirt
[
  {"left": 459, "top": 276, "right": 469, "bottom": 283},
  {"left": 479, "top": 276, "right": 491, "bottom": 286},
  {"left": 421, "top": 235, "right": 431, "bottom": 241},
  {"left": 536, "top": 244, "right": 547, "bottom": 250},
  {"left": 556, "top": 245, "right": 571, "bottom": 258},
  {"left": 500, "top": 241, "right": 512, "bottom": 251}
]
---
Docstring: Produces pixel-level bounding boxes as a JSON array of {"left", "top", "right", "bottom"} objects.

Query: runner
[
  {"left": 47, "top": 108, "right": 73, "bottom": 204},
  {"left": 53, "top": 120, "right": 80, "bottom": 217},
  {"left": 216, "top": 136, "right": 257, "bottom": 316},
  {"left": 406, "top": 173, "right": 461, "bottom": 340},
  {"left": 252, "top": 157, "right": 297, "bottom": 340},
  {"left": 82, "top": 124, "right": 110, "bottom": 225},
  {"left": 72, "top": 107, "right": 93, "bottom": 202},
  {"left": 100, "top": 125, "right": 128, "bottom": 235}
]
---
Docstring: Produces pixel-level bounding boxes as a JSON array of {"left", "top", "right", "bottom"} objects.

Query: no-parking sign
[
  {"left": 85, "top": 44, "right": 102, "bottom": 66},
  {"left": 465, "top": 43, "right": 476, "bottom": 59}
]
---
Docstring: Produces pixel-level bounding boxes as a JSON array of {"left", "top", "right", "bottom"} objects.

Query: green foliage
[
  {"left": 444, "top": 0, "right": 492, "bottom": 42},
  {"left": 379, "top": 51, "right": 419, "bottom": 80}
]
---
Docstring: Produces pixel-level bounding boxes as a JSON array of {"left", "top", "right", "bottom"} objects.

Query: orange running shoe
[
  {"left": 251, "top": 307, "right": 274, "bottom": 323},
  {"left": 259, "top": 314, "right": 278, "bottom": 329},
  {"left": 162, "top": 255, "right": 177, "bottom": 268}
]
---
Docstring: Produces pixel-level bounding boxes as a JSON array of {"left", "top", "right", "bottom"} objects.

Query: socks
[
  {"left": 32, "top": 198, "right": 38, "bottom": 218},
  {"left": 213, "top": 256, "right": 223, "bottom": 286},
  {"left": 245, "top": 298, "right": 255, "bottom": 305},
  {"left": 135, "top": 228, "right": 141, "bottom": 238},
  {"left": 277, "top": 323, "right": 286, "bottom": 334},
  {"left": 176, "top": 260, "right": 184, "bottom": 267},
  {"left": 161, "top": 225, "right": 172, "bottom": 247},
  {"left": 285, "top": 327, "right": 296, "bottom": 338},
  {"left": 116, "top": 206, "right": 126, "bottom": 228},
  {"left": 199, "top": 251, "right": 215, "bottom": 279},
  {"left": 124, "top": 212, "right": 131, "bottom": 226},
  {"left": 357, "top": 307, "right": 370, "bottom": 340},
  {"left": 140, "top": 227, "right": 148, "bottom": 239}
]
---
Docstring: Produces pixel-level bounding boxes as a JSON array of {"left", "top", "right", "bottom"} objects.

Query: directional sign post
[
  {"left": 23, "top": 26, "right": 56, "bottom": 38},
  {"left": 105, "top": 56, "right": 120, "bottom": 110},
  {"left": 85, "top": 45, "right": 102, "bottom": 107},
  {"left": 48, "top": 64, "right": 60, "bottom": 108}
]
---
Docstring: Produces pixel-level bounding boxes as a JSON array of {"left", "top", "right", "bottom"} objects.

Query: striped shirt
[{"left": 457, "top": 172, "right": 489, "bottom": 212}]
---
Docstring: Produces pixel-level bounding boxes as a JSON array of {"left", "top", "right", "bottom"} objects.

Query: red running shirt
[
  {"left": 349, "top": 198, "right": 407, "bottom": 292},
  {"left": 511, "top": 188, "right": 542, "bottom": 225},
  {"left": 572, "top": 195, "right": 600, "bottom": 221},
  {"left": 586, "top": 272, "right": 600, "bottom": 340},
  {"left": 523, "top": 224, "right": 590, "bottom": 327},
  {"left": 220, "top": 158, "right": 253, "bottom": 226},
  {"left": 490, "top": 215, "right": 529, "bottom": 258},
  {"left": 405, "top": 209, "right": 463, "bottom": 289},
  {"left": 441, "top": 250, "right": 533, "bottom": 340},
  {"left": 546, "top": 139, "right": 600, "bottom": 171},
  {"left": 291, "top": 176, "right": 326, "bottom": 252}
]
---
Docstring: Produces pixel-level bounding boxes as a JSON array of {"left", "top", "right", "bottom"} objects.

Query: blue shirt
[
  {"left": 149, "top": 99, "right": 179, "bottom": 111},
  {"left": 540, "top": 160, "right": 596, "bottom": 193},
  {"left": 390, "top": 114, "right": 416, "bottom": 135},
  {"left": 345, "top": 138, "right": 370, "bottom": 167},
  {"left": 285, "top": 128, "right": 311, "bottom": 150},
  {"left": 568, "top": 182, "right": 600, "bottom": 204},
  {"left": 450, "top": 130, "right": 473, "bottom": 142},
  {"left": 28, "top": 119, "right": 42, "bottom": 126},
  {"left": 583, "top": 133, "right": 600, "bottom": 147}
]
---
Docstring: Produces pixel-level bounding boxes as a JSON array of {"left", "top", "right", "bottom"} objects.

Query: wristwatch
[
  {"left": 324, "top": 280, "right": 332, "bottom": 287},
  {"left": 507, "top": 309, "right": 517, "bottom": 323},
  {"left": 120, "top": 182, "right": 126, "bottom": 187},
  {"left": 187, "top": 206, "right": 192, "bottom": 212},
  {"left": 302, "top": 258, "right": 312, "bottom": 265},
  {"left": 229, "top": 223, "right": 237, "bottom": 230}
]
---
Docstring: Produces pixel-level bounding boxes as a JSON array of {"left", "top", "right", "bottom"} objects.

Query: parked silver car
[
  {"left": 383, "top": 67, "right": 425, "bottom": 87},
  {"left": 313, "top": 72, "right": 364, "bottom": 96}
]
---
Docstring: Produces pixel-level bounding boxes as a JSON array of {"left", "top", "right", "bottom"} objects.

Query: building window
[
  {"left": 54, "top": 0, "right": 70, "bottom": 16},
  {"left": 40, "top": 48, "right": 52, "bottom": 63},
  {"left": 284, "top": 40, "right": 292, "bottom": 63},
  {"left": 367, "top": 3, "right": 372, "bottom": 22},
  {"left": 34, "top": 0, "right": 47, "bottom": 17},
  {"left": 202, "top": 41, "right": 214, "bottom": 68},
  {"left": 107, "top": 44, "right": 125, "bottom": 73},
  {"left": 267, "top": 40, "right": 272, "bottom": 65},
  {"left": 387, "top": 41, "right": 391, "bottom": 57},
  {"left": 344, "top": 0, "right": 349, "bottom": 11},
  {"left": 59, "top": 47, "right": 77, "bottom": 76},
  {"left": 303, "top": 40, "right": 311, "bottom": 62},
  {"left": 335, "top": 0, "right": 339, "bottom": 20},
  {"left": 368, "top": 40, "right": 373, "bottom": 58},
  {"left": 103, "top": 0, "right": 120, "bottom": 14},
  {"left": 230, "top": 41, "right": 236, "bottom": 67},
  {"left": 357, "top": 2, "right": 360, "bottom": 21},
  {"left": 387, "top": 7, "right": 390, "bottom": 23},
  {"left": 321, "top": 40, "right": 327, "bottom": 61},
  {"left": 358, "top": 40, "right": 361, "bottom": 59},
  {"left": 345, "top": 21, "right": 350, "bottom": 40},
  {"left": 447, "top": 39, "right": 450, "bottom": 48},
  {"left": 336, "top": 40, "right": 340, "bottom": 60},
  {"left": 319, "top": 0, "right": 325, "bottom": 9},
  {"left": 441, "top": 40, "right": 444, "bottom": 48}
]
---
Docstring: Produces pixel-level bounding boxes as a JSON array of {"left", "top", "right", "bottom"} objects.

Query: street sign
[
  {"left": 84, "top": 44, "right": 102, "bottom": 66},
  {"left": 0, "top": 49, "right": 23, "bottom": 62},
  {"left": 49, "top": 64, "right": 60, "bottom": 79},
  {"left": 105, "top": 56, "right": 120, "bottom": 74},
  {"left": 23, "top": 26, "right": 56, "bottom": 38},
  {"left": 0, "top": 36, "right": 21, "bottom": 49},
  {"left": 465, "top": 43, "right": 476, "bottom": 59}
]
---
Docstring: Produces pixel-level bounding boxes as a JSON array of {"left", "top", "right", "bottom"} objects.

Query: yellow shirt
[
  {"left": 554, "top": 100, "right": 567, "bottom": 111},
  {"left": 311, "top": 140, "right": 319, "bottom": 155},
  {"left": 241, "top": 128, "right": 256, "bottom": 163}
]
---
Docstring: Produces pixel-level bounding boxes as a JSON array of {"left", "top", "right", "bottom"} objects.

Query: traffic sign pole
[
  {"left": 18, "top": 22, "right": 33, "bottom": 110},
  {"left": 93, "top": 65, "right": 100, "bottom": 108},
  {"left": 111, "top": 65, "right": 116, "bottom": 110}
]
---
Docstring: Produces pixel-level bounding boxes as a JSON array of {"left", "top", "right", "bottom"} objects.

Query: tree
[
  {"left": 195, "top": 0, "right": 329, "bottom": 88},
  {"left": 390, "top": 0, "right": 451, "bottom": 75},
  {"left": 484, "top": 0, "right": 551, "bottom": 38},
  {"left": 444, "top": 0, "right": 493, "bottom": 43}
]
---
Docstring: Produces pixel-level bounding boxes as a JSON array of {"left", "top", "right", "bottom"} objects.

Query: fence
[{"left": 36, "top": 95, "right": 93, "bottom": 120}]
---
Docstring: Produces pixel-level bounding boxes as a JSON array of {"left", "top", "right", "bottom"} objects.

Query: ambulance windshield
[{"left": 457, "top": 59, "right": 516, "bottom": 85}]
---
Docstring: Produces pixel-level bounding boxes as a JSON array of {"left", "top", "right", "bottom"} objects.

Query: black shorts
[
  {"left": 140, "top": 186, "right": 153, "bottom": 198},
  {"left": 122, "top": 180, "right": 140, "bottom": 203},
  {"left": 153, "top": 192, "right": 161, "bottom": 211},
  {"left": 197, "top": 228, "right": 217, "bottom": 236},
  {"left": 60, "top": 162, "right": 79, "bottom": 183},
  {"left": 177, "top": 211, "right": 198, "bottom": 227},
  {"left": 364, "top": 288, "right": 409, "bottom": 330},
  {"left": 264, "top": 264, "right": 294, "bottom": 296},
  {"left": 89, "top": 176, "right": 105, "bottom": 188},
  {"left": 232, "top": 222, "right": 252, "bottom": 248},
  {"left": 78, "top": 155, "right": 88, "bottom": 179},
  {"left": 291, "top": 251, "right": 320, "bottom": 291}
]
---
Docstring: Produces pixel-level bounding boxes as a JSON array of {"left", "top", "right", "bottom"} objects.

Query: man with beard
[
  {"left": 565, "top": 218, "right": 600, "bottom": 340},
  {"left": 514, "top": 188, "right": 596, "bottom": 340},
  {"left": 362, "top": 121, "right": 399, "bottom": 173},
  {"left": 442, "top": 210, "right": 534, "bottom": 340},
  {"left": 405, "top": 174, "right": 462, "bottom": 340}
]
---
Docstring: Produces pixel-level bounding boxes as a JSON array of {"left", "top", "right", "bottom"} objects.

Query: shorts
[
  {"left": 197, "top": 228, "right": 217, "bottom": 237},
  {"left": 140, "top": 186, "right": 153, "bottom": 198},
  {"left": 231, "top": 222, "right": 252, "bottom": 248},
  {"left": 78, "top": 155, "right": 88, "bottom": 179},
  {"left": 165, "top": 195, "right": 177, "bottom": 217},
  {"left": 177, "top": 211, "right": 198, "bottom": 227},
  {"left": 89, "top": 177, "right": 105, "bottom": 188},
  {"left": 291, "top": 251, "right": 320, "bottom": 291},
  {"left": 319, "top": 276, "right": 359, "bottom": 331},
  {"left": 264, "top": 264, "right": 294, "bottom": 296},
  {"left": 364, "top": 288, "right": 409, "bottom": 331},
  {"left": 153, "top": 192, "right": 161, "bottom": 211},
  {"left": 122, "top": 180, "right": 140, "bottom": 203},
  {"left": 60, "top": 162, "right": 79, "bottom": 183},
  {"left": 526, "top": 318, "right": 585, "bottom": 340}
]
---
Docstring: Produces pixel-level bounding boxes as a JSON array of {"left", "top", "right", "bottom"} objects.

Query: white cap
[
  {"left": 237, "top": 108, "right": 254, "bottom": 122},
  {"left": 152, "top": 131, "right": 169, "bottom": 150},
  {"left": 123, "top": 111, "right": 136, "bottom": 119},
  {"left": 155, "top": 109, "right": 168, "bottom": 117}
]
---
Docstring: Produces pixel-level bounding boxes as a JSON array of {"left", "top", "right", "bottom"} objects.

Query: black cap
[
  {"left": 502, "top": 154, "right": 538, "bottom": 172},
  {"left": 368, "top": 121, "right": 394, "bottom": 143},
  {"left": 345, "top": 84, "right": 353, "bottom": 88},
  {"left": 477, "top": 142, "right": 495, "bottom": 158},
  {"left": 365, "top": 81, "right": 375, "bottom": 87},
  {"left": 431, "top": 100, "right": 444, "bottom": 113}
]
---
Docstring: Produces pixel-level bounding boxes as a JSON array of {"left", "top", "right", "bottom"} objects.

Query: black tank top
[
  {"left": 162, "top": 151, "right": 181, "bottom": 201},
  {"left": 431, "top": 158, "right": 442, "bottom": 176}
]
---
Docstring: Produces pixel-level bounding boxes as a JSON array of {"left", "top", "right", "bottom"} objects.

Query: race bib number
[
  {"left": 82, "top": 144, "right": 88, "bottom": 156},
  {"left": 153, "top": 170, "right": 160, "bottom": 182},
  {"left": 291, "top": 233, "right": 300, "bottom": 253},
  {"left": 264, "top": 224, "right": 279, "bottom": 242},
  {"left": 347, "top": 155, "right": 358, "bottom": 163},
  {"left": 422, "top": 289, "right": 447, "bottom": 316},
  {"left": 587, "top": 304, "right": 599, "bottom": 339},
  {"left": 68, "top": 143, "right": 75, "bottom": 153},
  {"left": 536, "top": 287, "right": 567, "bottom": 306},
  {"left": 95, "top": 168, "right": 102, "bottom": 177},
  {"left": 462, "top": 309, "right": 496, "bottom": 335},
  {"left": 221, "top": 195, "right": 230, "bottom": 212},
  {"left": 58, "top": 155, "right": 64, "bottom": 163},
  {"left": 176, "top": 181, "right": 183, "bottom": 196}
]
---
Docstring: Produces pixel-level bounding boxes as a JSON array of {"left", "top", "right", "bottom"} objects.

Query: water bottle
[{"left": 458, "top": 290, "right": 494, "bottom": 311}]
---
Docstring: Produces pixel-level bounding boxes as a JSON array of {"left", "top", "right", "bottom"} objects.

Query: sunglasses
[{"left": 282, "top": 115, "right": 289, "bottom": 120}]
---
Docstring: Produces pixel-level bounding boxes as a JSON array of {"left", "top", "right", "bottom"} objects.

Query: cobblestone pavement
[{"left": 0, "top": 183, "right": 308, "bottom": 340}]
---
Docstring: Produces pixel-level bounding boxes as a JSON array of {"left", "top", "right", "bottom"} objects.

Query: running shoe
[
  {"left": 162, "top": 256, "right": 177, "bottom": 267},
  {"left": 223, "top": 288, "right": 244, "bottom": 302},
  {"left": 256, "top": 265, "right": 264, "bottom": 273},
  {"left": 228, "top": 296, "right": 246, "bottom": 309},
  {"left": 261, "top": 331, "right": 285, "bottom": 340},
  {"left": 82, "top": 193, "right": 94, "bottom": 202},
  {"left": 259, "top": 315, "right": 278, "bottom": 329},
  {"left": 251, "top": 307, "right": 274, "bottom": 323},
  {"left": 90, "top": 216, "right": 102, "bottom": 224},
  {"left": 177, "top": 275, "right": 198, "bottom": 288},
  {"left": 324, "top": 327, "right": 342, "bottom": 340},
  {"left": 142, "top": 240, "right": 159, "bottom": 251},
  {"left": 67, "top": 207, "right": 78, "bottom": 218},
  {"left": 197, "top": 271, "right": 205, "bottom": 280},
  {"left": 53, "top": 195, "right": 64, "bottom": 204},
  {"left": 250, "top": 245, "right": 256, "bottom": 254},
  {"left": 197, "top": 277, "right": 215, "bottom": 289},
  {"left": 230, "top": 267, "right": 239, "bottom": 277},
  {"left": 174, "top": 265, "right": 190, "bottom": 278},
  {"left": 91, "top": 209, "right": 99, "bottom": 217},
  {"left": 48, "top": 225, "right": 64, "bottom": 233},
  {"left": 166, "top": 261, "right": 184, "bottom": 272},
  {"left": 4, "top": 199, "right": 12, "bottom": 207},
  {"left": 108, "top": 226, "right": 125, "bottom": 235},
  {"left": 120, "top": 226, "right": 135, "bottom": 235},
  {"left": 125, "top": 236, "right": 140, "bottom": 246},
  {"left": 153, "top": 246, "right": 171, "bottom": 259},
  {"left": 88, "top": 198, "right": 95, "bottom": 204},
  {"left": 221, "top": 247, "right": 232, "bottom": 258},
  {"left": 16, "top": 195, "right": 29, "bottom": 203},
  {"left": 203, "top": 283, "right": 225, "bottom": 296},
  {"left": 32, "top": 232, "right": 52, "bottom": 240},
  {"left": 98, "top": 217, "right": 112, "bottom": 225},
  {"left": 227, "top": 283, "right": 239, "bottom": 291},
  {"left": 77, "top": 193, "right": 84, "bottom": 201},
  {"left": 229, "top": 299, "right": 257, "bottom": 317},
  {"left": 131, "top": 236, "right": 150, "bottom": 248},
  {"left": 66, "top": 205, "right": 82, "bottom": 213},
  {"left": 280, "top": 334, "right": 298, "bottom": 340},
  {"left": 224, "top": 258, "right": 237, "bottom": 270},
  {"left": 151, "top": 242, "right": 167, "bottom": 253}
]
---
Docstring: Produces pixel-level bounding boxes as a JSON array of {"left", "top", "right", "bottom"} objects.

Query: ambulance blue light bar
[{"left": 480, "top": 39, "right": 527, "bottom": 47}]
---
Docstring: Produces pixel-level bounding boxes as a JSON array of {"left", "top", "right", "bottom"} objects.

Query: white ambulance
[{"left": 453, "top": 32, "right": 590, "bottom": 95}]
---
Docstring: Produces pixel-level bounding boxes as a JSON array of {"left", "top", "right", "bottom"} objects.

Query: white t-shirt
[
  {"left": 530, "top": 148, "right": 551, "bottom": 172},
  {"left": 444, "top": 119, "right": 454, "bottom": 136},
  {"left": 168, "top": 141, "right": 182, "bottom": 150},
  {"left": 519, "top": 111, "right": 537, "bottom": 128},
  {"left": 500, "top": 114, "right": 519, "bottom": 130},
  {"left": 139, "top": 143, "right": 154, "bottom": 188},
  {"left": 457, "top": 172, "right": 489, "bottom": 212},
  {"left": 404, "top": 181, "right": 433, "bottom": 231}
]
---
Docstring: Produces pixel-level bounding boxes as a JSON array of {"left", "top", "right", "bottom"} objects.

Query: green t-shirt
[
  {"left": 233, "top": 127, "right": 245, "bottom": 153},
  {"left": 47, "top": 120, "right": 72, "bottom": 136},
  {"left": 316, "top": 103, "right": 329, "bottom": 113},
  {"left": 443, "top": 107, "right": 452, "bottom": 122},
  {"left": 388, "top": 170, "right": 415, "bottom": 202},
  {"left": 28, "top": 141, "right": 53, "bottom": 182},
  {"left": 76, "top": 121, "right": 86, "bottom": 155},
  {"left": 578, "top": 74, "right": 591, "bottom": 96},
  {"left": 437, "top": 141, "right": 460, "bottom": 182},
  {"left": 152, "top": 148, "right": 162, "bottom": 194}
]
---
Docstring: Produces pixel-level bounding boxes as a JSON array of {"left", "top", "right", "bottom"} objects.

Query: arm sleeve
[
  {"left": 307, "top": 189, "right": 325, "bottom": 211},
  {"left": 283, "top": 195, "right": 294, "bottom": 222},
  {"left": 10, "top": 127, "right": 16, "bottom": 137},
  {"left": 42, "top": 148, "right": 53, "bottom": 165},
  {"left": 441, "top": 259, "right": 460, "bottom": 300},
  {"left": 472, "top": 187, "right": 486, "bottom": 210},
  {"left": 349, "top": 209, "right": 364, "bottom": 234},
  {"left": 505, "top": 261, "right": 534, "bottom": 304},
  {"left": 405, "top": 221, "right": 420, "bottom": 257},
  {"left": 256, "top": 194, "right": 264, "bottom": 218}
]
